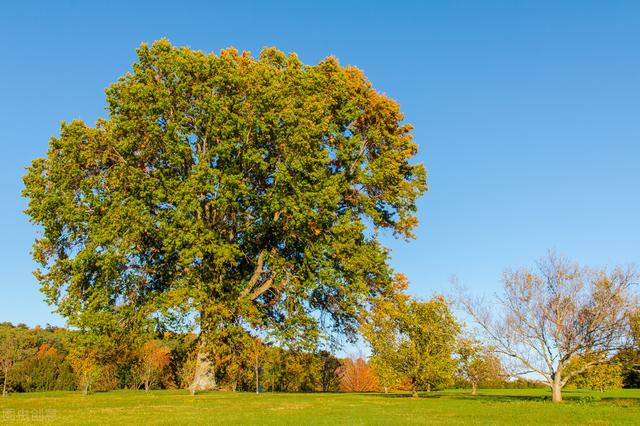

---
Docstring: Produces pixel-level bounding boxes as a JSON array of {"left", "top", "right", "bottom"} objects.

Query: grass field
[{"left": 1, "top": 388, "right": 639, "bottom": 425}]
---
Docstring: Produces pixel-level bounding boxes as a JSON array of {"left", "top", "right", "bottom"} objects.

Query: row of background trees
[
  {"left": 0, "top": 321, "right": 543, "bottom": 396},
  {"left": 3, "top": 255, "right": 639, "bottom": 398}
]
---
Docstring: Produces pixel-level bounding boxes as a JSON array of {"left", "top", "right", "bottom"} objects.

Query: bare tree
[{"left": 457, "top": 252, "right": 637, "bottom": 402}]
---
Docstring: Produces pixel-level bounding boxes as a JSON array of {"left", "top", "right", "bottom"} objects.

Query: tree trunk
[
  {"left": 82, "top": 377, "right": 89, "bottom": 396},
  {"left": 471, "top": 383, "right": 477, "bottom": 396},
  {"left": 255, "top": 357, "right": 259, "bottom": 395},
  {"left": 551, "top": 380, "right": 562, "bottom": 403},
  {"left": 412, "top": 388, "right": 418, "bottom": 398},
  {"left": 190, "top": 345, "right": 217, "bottom": 395},
  {"left": 384, "top": 386, "right": 388, "bottom": 394},
  {"left": 2, "top": 370, "right": 7, "bottom": 397}
]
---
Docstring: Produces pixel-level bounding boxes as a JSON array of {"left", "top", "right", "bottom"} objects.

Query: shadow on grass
[
  {"left": 366, "top": 391, "right": 640, "bottom": 404},
  {"left": 370, "top": 392, "right": 545, "bottom": 402}
]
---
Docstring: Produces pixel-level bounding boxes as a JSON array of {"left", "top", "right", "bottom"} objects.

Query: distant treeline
[
  {"left": 1, "top": 322, "right": 342, "bottom": 393},
  {"left": 1, "top": 322, "right": 637, "bottom": 395}
]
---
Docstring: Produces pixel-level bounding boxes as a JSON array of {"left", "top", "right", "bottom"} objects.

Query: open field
[{"left": 1, "top": 389, "right": 639, "bottom": 425}]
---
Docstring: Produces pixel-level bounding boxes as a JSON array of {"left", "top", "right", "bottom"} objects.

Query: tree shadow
[
  {"left": 369, "top": 392, "right": 546, "bottom": 402},
  {"left": 365, "top": 391, "right": 640, "bottom": 404}
]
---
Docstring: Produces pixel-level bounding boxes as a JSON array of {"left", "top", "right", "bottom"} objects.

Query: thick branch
[
  {"left": 240, "top": 251, "right": 266, "bottom": 298},
  {"left": 248, "top": 271, "right": 290, "bottom": 301},
  {"left": 248, "top": 274, "right": 275, "bottom": 301}
]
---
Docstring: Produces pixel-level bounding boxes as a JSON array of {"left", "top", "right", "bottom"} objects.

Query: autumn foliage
[
  {"left": 138, "top": 340, "right": 171, "bottom": 392},
  {"left": 337, "top": 357, "right": 379, "bottom": 392}
]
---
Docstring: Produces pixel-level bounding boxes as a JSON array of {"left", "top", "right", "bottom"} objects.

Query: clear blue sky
[{"left": 1, "top": 1, "right": 639, "bottom": 328}]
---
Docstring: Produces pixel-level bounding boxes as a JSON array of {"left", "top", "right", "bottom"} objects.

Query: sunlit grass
[{"left": 1, "top": 388, "right": 639, "bottom": 425}]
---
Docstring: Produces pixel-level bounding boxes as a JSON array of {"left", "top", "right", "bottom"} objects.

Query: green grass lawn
[{"left": 1, "top": 388, "right": 639, "bottom": 425}]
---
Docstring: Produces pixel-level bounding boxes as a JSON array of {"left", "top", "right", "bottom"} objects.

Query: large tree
[
  {"left": 458, "top": 252, "right": 638, "bottom": 402},
  {"left": 23, "top": 40, "right": 426, "bottom": 391}
]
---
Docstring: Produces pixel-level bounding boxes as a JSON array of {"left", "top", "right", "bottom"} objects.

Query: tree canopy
[
  {"left": 362, "top": 276, "right": 460, "bottom": 396},
  {"left": 458, "top": 252, "right": 638, "bottom": 402},
  {"left": 23, "top": 40, "right": 426, "bottom": 388}
]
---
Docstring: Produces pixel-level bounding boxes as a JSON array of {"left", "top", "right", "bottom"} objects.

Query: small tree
[
  {"left": 398, "top": 297, "right": 460, "bottom": 396},
  {"left": 68, "top": 348, "right": 102, "bottom": 395},
  {"left": 567, "top": 356, "right": 624, "bottom": 392},
  {"left": 337, "top": 356, "right": 379, "bottom": 392},
  {"left": 0, "top": 326, "right": 32, "bottom": 397},
  {"left": 618, "top": 309, "right": 640, "bottom": 387},
  {"left": 281, "top": 351, "right": 322, "bottom": 392},
  {"left": 458, "top": 252, "right": 638, "bottom": 402},
  {"left": 11, "top": 343, "right": 76, "bottom": 392},
  {"left": 0, "top": 331, "right": 18, "bottom": 397},
  {"left": 0, "top": 330, "right": 17, "bottom": 397},
  {"left": 262, "top": 347, "right": 286, "bottom": 392},
  {"left": 249, "top": 336, "right": 266, "bottom": 395},
  {"left": 363, "top": 280, "right": 460, "bottom": 397},
  {"left": 361, "top": 274, "right": 409, "bottom": 394},
  {"left": 368, "top": 355, "right": 403, "bottom": 394},
  {"left": 65, "top": 331, "right": 120, "bottom": 395},
  {"left": 457, "top": 339, "right": 503, "bottom": 395},
  {"left": 318, "top": 350, "right": 341, "bottom": 392},
  {"left": 138, "top": 340, "right": 171, "bottom": 392}
]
